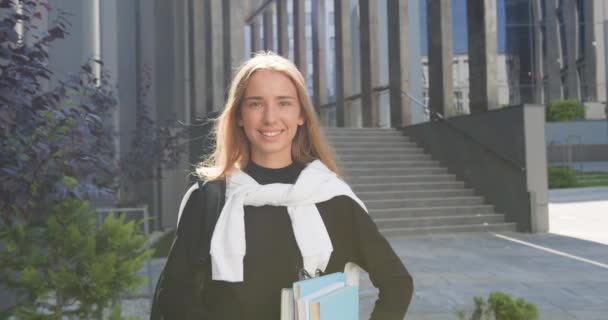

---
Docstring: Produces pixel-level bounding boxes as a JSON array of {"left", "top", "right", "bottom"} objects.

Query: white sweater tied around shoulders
[{"left": 199, "top": 159, "right": 368, "bottom": 283}]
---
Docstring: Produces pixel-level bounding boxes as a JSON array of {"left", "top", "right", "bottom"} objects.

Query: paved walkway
[{"left": 124, "top": 187, "right": 608, "bottom": 320}]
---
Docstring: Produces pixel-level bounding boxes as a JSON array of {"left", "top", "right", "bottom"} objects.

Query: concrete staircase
[{"left": 325, "top": 127, "right": 517, "bottom": 237}]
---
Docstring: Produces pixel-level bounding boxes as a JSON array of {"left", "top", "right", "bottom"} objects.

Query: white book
[{"left": 281, "top": 288, "right": 295, "bottom": 320}]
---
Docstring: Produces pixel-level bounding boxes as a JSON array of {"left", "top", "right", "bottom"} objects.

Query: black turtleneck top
[{"left": 186, "top": 161, "right": 412, "bottom": 319}]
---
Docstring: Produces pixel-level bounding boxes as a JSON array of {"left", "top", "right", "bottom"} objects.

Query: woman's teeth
[{"left": 261, "top": 131, "right": 281, "bottom": 137}]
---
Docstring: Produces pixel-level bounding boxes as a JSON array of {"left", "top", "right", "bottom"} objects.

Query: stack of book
[{"left": 281, "top": 272, "right": 358, "bottom": 320}]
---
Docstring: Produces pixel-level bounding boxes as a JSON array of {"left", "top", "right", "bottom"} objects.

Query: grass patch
[
  {"left": 549, "top": 168, "right": 608, "bottom": 189},
  {"left": 575, "top": 171, "right": 608, "bottom": 188},
  {"left": 151, "top": 229, "right": 176, "bottom": 258}
]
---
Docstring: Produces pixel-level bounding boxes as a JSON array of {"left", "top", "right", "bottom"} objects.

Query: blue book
[
  {"left": 290, "top": 272, "right": 358, "bottom": 320},
  {"left": 293, "top": 272, "right": 346, "bottom": 299},
  {"left": 309, "top": 285, "right": 359, "bottom": 320}
]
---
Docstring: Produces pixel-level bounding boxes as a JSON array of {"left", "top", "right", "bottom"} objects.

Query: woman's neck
[
  {"left": 245, "top": 160, "right": 303, "bottom": 185},
  {"left": 249, "top": 155, "right": 293, "bottom": 169}
]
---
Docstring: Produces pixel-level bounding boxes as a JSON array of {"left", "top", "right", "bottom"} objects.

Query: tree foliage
[{"left": 0, "top": 0, "right": 117, "bottom": 224}]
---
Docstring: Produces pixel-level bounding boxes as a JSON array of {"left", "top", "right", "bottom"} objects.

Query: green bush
[
  {"left": 0, "top": 198, "right": 153, "bottom": 319},
  {"left": 456, "top": 291, "right": 539, "bottom": 320},
  {"left": 548, "top": 166, "right": 578, "bottom": 189},
  {"left": 545, "top": 99, "right": 585, "bottom": 122}
]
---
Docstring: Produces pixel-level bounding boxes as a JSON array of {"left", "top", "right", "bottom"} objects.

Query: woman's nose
[{"left": 262, "top": 105, "right": 278, "bottom": 123}]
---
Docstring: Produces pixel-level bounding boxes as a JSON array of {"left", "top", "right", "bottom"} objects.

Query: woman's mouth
[{"left": 259, "top": 130, "right": 284, "bottom": 140}]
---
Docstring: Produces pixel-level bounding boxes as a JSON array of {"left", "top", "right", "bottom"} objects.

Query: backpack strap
[{"left": 194, "top": 179, "right": 226, "bottom": 266}]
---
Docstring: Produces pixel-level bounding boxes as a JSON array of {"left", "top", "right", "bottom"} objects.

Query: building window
[{"left": 329, "top": 12, "right": 334, "bottom": 26}]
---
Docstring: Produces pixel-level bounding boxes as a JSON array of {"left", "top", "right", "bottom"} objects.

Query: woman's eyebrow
[
  {"left": 243, "top": 96, "right": 263, "bottom": 101},
  {"left": 276, "top": 96, "right": 295, "bottom": 100}
]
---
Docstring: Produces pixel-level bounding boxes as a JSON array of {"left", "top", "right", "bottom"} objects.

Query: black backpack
[{"left": 150, "top": 179, "right": 226, "bottom": 320}]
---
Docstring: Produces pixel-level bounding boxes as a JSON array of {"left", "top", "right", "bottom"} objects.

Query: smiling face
[{"left": 237, "top": 70, "right": 305, "bottom": 168}]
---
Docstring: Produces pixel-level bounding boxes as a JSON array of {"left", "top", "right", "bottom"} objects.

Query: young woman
[{"left": 151, "top": 52, "right": 413, "bottom": 319}]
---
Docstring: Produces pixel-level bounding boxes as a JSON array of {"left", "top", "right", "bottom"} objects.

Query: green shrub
[
  {"left": 548, "top": 166, "right": 578, "bottom": 189},
  {"left": 456, "top": 291, "right": 539, "bottom": 320},
  {"left": 546, "top": 99, "right": 585, "bottom": 122},
  {"left": 0, "top": 198, "right": 153, "bottom": 319}
]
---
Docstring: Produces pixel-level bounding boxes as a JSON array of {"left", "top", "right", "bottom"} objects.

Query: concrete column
[
  {"left": 191, "top": 0, "right": 211, "bottom": 116},
  {"left": 263, "top": 7, "right": 274, "bottom": 51},
  {"left": 293, "top": 0, "right": 307, "bottom": 73},
  {"left": 387, "top": 0, "right": 411, "bottom": 126},
  {"left": 210, "top": 0, "right": 225, "bottom": 110},
  {"left": 542, "top": 0, "right": 562, "bottom": 103},
  {"left": 523, "top": 104, "right": 549, "bottom": 232},
  {"left": 222, "top": 0, "right": 233, "bottom": 92},
  {"left": 605, "top": 19, "right": 608, "bottom": 105},
  {"left": 427, "top": 0, "right": 455, "bottom": 118},
  {"left": 172, "top": 0, "right": 188, "bottom": 121},
  {"left": 312, "top": 0, "right": 328, "bottom": 115},
  {"left": 99, "top": 0, "right": 120, "bottom": 149},
  {"left": 115, "top": 0, "right": 138, "bottom": 161},
  {"left": 467, "top": 0, "right": 498, "bottom": 113},
  {"left": 531, "top": 1, "right": 543, "bottom": 103},
  {"left": 136, "top": 0, "right": 162, "bottom": 228},
  {"left": 230, "top": 0, "right": 246, "bottom": 72},
  {"left": 163, "top": 0, "right": 191, "bottom": 232},
  {"left": 583, "top": 1, "right": 597, "bottom": 101},
  {"left": 359, "top": 0, "right": 380, "bottom": 127},
  {"left": 251, "top": 19, "right": 262, "bottom": 53},
  {"left": 563, "top": 1, "right": 579, "bottom": 99},
  {"left": 334, "top": 0, "right": 353, "bottom": 127},
  {"left": 81, "top": 0, "right": 102, "bottom": 79},
  {"left": 136, "top": 0, "right": 158, "bottom": 114},
  {"left": 277, "top": 0, "right": 289, "bottom": 56}
]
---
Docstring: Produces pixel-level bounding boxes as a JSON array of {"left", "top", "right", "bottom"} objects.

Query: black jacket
[
  {"left": 150, "top": 178, "right": 413, "bottom": 319},
  {"left": 150, "top": 180, "right": 225, "bottom": 320}
]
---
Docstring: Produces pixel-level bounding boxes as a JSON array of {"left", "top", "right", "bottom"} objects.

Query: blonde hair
[{"left": 194, "top": 52, "right": 340, "bottom": 181}]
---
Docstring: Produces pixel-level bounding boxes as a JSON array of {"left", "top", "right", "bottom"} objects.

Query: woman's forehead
[{"left": 245, "top": 70, "right": 297, "bottom": 96}]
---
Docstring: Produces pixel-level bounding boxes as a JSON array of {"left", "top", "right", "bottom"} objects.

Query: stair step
[
  {"left": 336, "top": 148, "right": 424, "bottom": 155},
  {"left": 351, "top": 181, "right": 465, "bottom": 192},
  {"left": 327, "top": 135, "right": 411, "bottom": 142},
  {"left": 326, "top": 128, "right": 517, "bottom": 236},
  {"left": 345, "top": 167, "right": 447, "bottom": 176},
  {"left": 365, "top": 196, "right": 485, "bottom": 210},
  {"left": 330, "top": 141, "right": 418, "bottom": 148},
  {"left": 374, "top": 214, "right": 505, "bottom": 229},
  {"left": 380, "top": 223, "right": 518, "bottom": 237},
  {"left": 347, "top": 174, "right": 457, "bottom": 184},
  {"left": 337, "top": 154, "right": 432, "bottom": 161},
  {"left": 358, "top": 189, "right": 474, "bottom": 201},
  {"left": 341, "top": 160, "right": 440, "bottom": 169},
  {"left": 370, "top": 205, "right": 496, "bottom": 218},
  {"left": 323, "top": 128, "right": 402, "bottom": 135}
]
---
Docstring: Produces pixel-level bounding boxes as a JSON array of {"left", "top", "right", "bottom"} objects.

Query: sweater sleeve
[
  {"left": 351, "top": 199, "right": 414, "bottom": 320},
  {"left": 151, "top": 183, "right": 206, "bottom": 319}
]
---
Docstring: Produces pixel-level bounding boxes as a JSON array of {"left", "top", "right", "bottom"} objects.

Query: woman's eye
[
  {"left": 249, "top": 102, "right": 261, "bottom": 108},
  {"left": 279, "top": 100, "right": 291, "bottom": 107}
]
